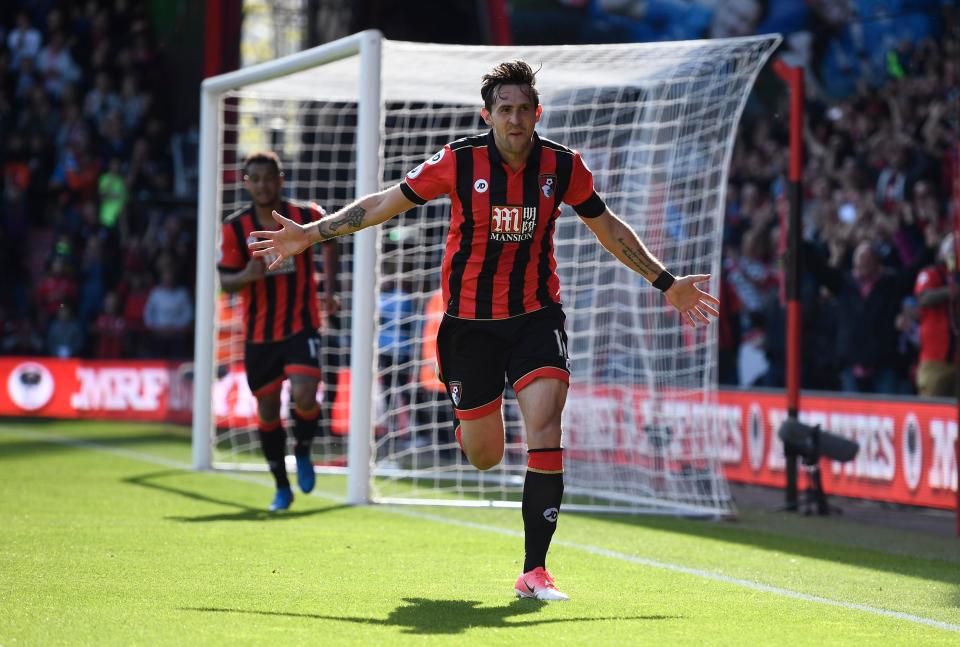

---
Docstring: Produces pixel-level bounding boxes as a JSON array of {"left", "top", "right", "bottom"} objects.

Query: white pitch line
[
  {"left": 4, "top": 425, "right": 959, "bottom": 634},
  {"left": 390, "top": 508, "right": 960, "bottom": 633}
]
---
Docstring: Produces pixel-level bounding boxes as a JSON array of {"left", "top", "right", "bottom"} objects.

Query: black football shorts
[
  {"left": 435, "top": 304, "right": 571, "bottom": 420},
  {"left": 245, "top": 328, "right": 323, "bottom": 396}
]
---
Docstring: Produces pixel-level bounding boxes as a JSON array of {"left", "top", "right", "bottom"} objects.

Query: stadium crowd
[
  {"left": 0, "top": 0, "right": 957, "bottom": 401},
  {"left": 720, "top": 21, "right": 959, "bottom": 396},
  {"left": 0, "top": 1, "right": 196, "bottom": 361}
]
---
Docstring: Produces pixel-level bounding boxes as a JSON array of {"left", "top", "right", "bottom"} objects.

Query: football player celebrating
[{"left": 248, "top": 62, "right": 718, "bottom": 597}]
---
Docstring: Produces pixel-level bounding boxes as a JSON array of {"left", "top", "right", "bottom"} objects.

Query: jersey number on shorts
[{"left": 308, "top": 337, "right": 320, "bottom": 359}]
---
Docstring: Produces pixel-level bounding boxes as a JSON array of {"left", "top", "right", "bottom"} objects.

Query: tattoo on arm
[
  {"left": 616, "top": 237, "right": 658, "bottom": 276},
  {"left": 340, "top": 205, "right": 366, "bottom": 229},
  {"left": 319, "top": 205, "right": 367, "bottom": 240}
]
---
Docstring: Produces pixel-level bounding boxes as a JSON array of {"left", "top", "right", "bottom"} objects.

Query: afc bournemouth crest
[
  {"left": 449, "top": 381, "right": 462, "bottom": 407},
  {"left": 539, "top": 173, "right": 556, "bottom": 198}
]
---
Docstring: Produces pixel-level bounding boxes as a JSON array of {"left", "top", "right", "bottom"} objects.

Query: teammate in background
[
  {"left": 218, "top": 151, "right": 339, "bottom": 511},
  {"left": 248, "top": 62, "right": 718, "bottom": 597}
]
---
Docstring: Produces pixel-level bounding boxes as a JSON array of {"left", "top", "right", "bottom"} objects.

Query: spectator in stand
[
  {"left": 121, "top": 236, "right": 148, "bottom": 274},
  {"left": 913, "top": 234, "right": 957, "bottom": 397},
  {"left": 922, "top": 99, "right": 958, "bottom": 187},
  {"left": 83, "top": 70, "right": 121, "bottom": 131},
  {"left": 77, "top": 199, "right": 108, "bottom": 246},
  {"left": 46, "top": 302, "right": 83, "bottom": 358},
  {"left": 98, "top": 156, "right": 128, "bottom": 230},
  {"left": 0, "top": 220, "right": 28, "bottom": 318},
  {"left": 717, "top": 273, "right": 742, "bottom": 385},
  {"left": 875, "top": 140, "right": 909, "bottom": 213},
  {"left": 87, "top": 8, "right": 111, "bottom": 53},
  {"left": 707, "top": 0, "right": 766, "bottom": 39},
  {"left": 77, "top": 232, "right": 106, "bottom": 326},
  {"left": 2, "top": 314, "right": 44, "bottom": 356},
  {"left": 890, "top": 189, "right": 931, "bottom": 272},
  {"left": 144, "top": 267, "right": 193, "bottom": 358},
  {"left": 61, "top": 136, "right": 100, "bottom": 205},
  {"left": 909, "top": 180, "right": 943, "bottom": 230},
  {"left": 120, "top": 270, "right": 151, "bottom": 356},
  {"left": 127, "top": 117, "right": 173, "bottom": 200},
  {"left": 727, "top": 226, "right": 778, "bottom": 334},
  {"left": 808, "top": 241, "right": 906, "bottom": 394},
  {"left": 97, "top": 110, "right": 128, "bottom": 167},
  {"left": 894, "top": 295, "right": 920, "bottom": 391},
  {"left": 43, "top": 7, "right": 66, "bottom": 37},
  {"left": 13, "top": 56, "right": 40, "bottom": 103},
  {"left": 118, "top": 73, "right": 149, "bottom": 134},
  {"left": 3, "top": 134, "right": 30, "bottom": 240},
  {"left": 25, "top": 132, "right": 53, "bottom": 219},
  {"left": 49, "top": 234, "right": 77, "bottom": 269},
  {"left": 7, "top": 11, "right": 42, "bottom": 67},
  {"left": 35, "top": 30, "right": 79, "bottom": 98},
  {"left": 19, "top": 85, "right": 57, "bottom": 143},
  {"left": 35, "top": 256, "right": 78, "bottom": 320},
  {"left": 91, "top": 291, "right": 125, "bottom": 359},
  {"left": 0, "top": 72, "right": 11, "bottom": 138},
  {"left": 802, "top": 175, "right": 834, "bottom": 242}
]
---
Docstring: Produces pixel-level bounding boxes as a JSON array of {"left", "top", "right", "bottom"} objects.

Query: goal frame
[
  {"left": 193, "top": 30, "right": 780, "bottom": 516},
  {"left": 192, "top": 30, "right": 382, "bottom": 505}
]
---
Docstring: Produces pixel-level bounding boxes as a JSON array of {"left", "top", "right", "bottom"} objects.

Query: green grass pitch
[{"left": 1, "top": 420, "right": 958, "bottom": 646}]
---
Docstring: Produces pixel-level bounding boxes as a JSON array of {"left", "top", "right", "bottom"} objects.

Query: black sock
[
  {"left": 258, "top": 425, "right": 289, "bottom": 489},
  {"left": 522, "top": 448, "right": 564, "bottom": 573},
  {"left": 320, "top": 367, "right": 338, "bottom": 437},
  {"left": 291, "top": 404, "right": 319, "bottom": 456}
]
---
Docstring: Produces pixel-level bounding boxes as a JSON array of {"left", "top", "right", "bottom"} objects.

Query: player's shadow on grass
[
  {"left": 182, "top": 598, "right": 679, "bottom": 634},
  {"left": 124, "top": 470, "right": 348, "bottom": 522}
]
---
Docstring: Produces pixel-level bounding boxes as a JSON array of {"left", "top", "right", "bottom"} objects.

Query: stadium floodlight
[
  {"left": 778, "top": 418, "right": 859, "bottom": 515},
  {"left": 193, "top": 29, "right": 782, "bottom": 517}
]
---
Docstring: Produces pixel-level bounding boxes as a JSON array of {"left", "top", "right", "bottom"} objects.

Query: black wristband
[{"left": 652, "top": 270, "right": 675, "bottom": 292}]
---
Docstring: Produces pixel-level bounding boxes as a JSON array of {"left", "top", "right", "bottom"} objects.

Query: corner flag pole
[{"left": 773, "top": 60, "right": 804, "bottom": 511}]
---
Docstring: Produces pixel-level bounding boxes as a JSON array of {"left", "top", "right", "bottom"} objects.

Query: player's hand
[
  {"left": 663, "top": 274, "right": 720, "bottom": 327},
  {"left": 248, "top": 210, "right": 312, "bottom": 270}
]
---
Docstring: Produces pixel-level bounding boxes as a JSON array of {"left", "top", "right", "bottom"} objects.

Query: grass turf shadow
[
  {"left": 123, "top": 470, "right": 350, "bottom": 522},
  {"left": 181, "top": 597, "right": 680, "bottom": 634}
]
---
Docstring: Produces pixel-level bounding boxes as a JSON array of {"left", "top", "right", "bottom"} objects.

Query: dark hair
[
  {"left": 480, "top": 60, "right": 540, "bottom": 111},
  {"left": 243, "top": 150, "right": 283, "bottom": 176}
]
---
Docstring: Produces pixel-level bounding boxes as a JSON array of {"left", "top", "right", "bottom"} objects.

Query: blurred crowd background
[
  {"left": 0, "top": 0, "right": 957, "bottom": 397},
  {"left": 0, "top": 0, "right": 199, "bottom": 361}
]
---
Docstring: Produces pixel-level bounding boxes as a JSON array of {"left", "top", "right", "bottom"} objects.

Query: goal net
[{"left": 194, "top": 31, "right": 781, "bottom": 516}]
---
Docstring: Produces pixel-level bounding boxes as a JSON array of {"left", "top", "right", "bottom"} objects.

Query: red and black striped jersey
[
  {"left": 218, "top": 200, "right": 324, "bottom": 343},
  {"left": 400, "top": 130, "right": 606, "bottom": 320}
]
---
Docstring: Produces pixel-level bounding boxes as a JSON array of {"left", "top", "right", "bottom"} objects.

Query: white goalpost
[{"left": 193, "top": 29, "right": 781, "bottom": 516}]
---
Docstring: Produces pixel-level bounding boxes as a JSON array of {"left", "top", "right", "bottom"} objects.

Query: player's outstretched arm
[
  {"left": 219, "top": 258, "right": 265, "bottom": 293},
  {"left": 580, "top": 209, "right": 719, "bottom": 327},
  {"left": 248, "top": 184, "right": 417, "bottom": 270}
]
